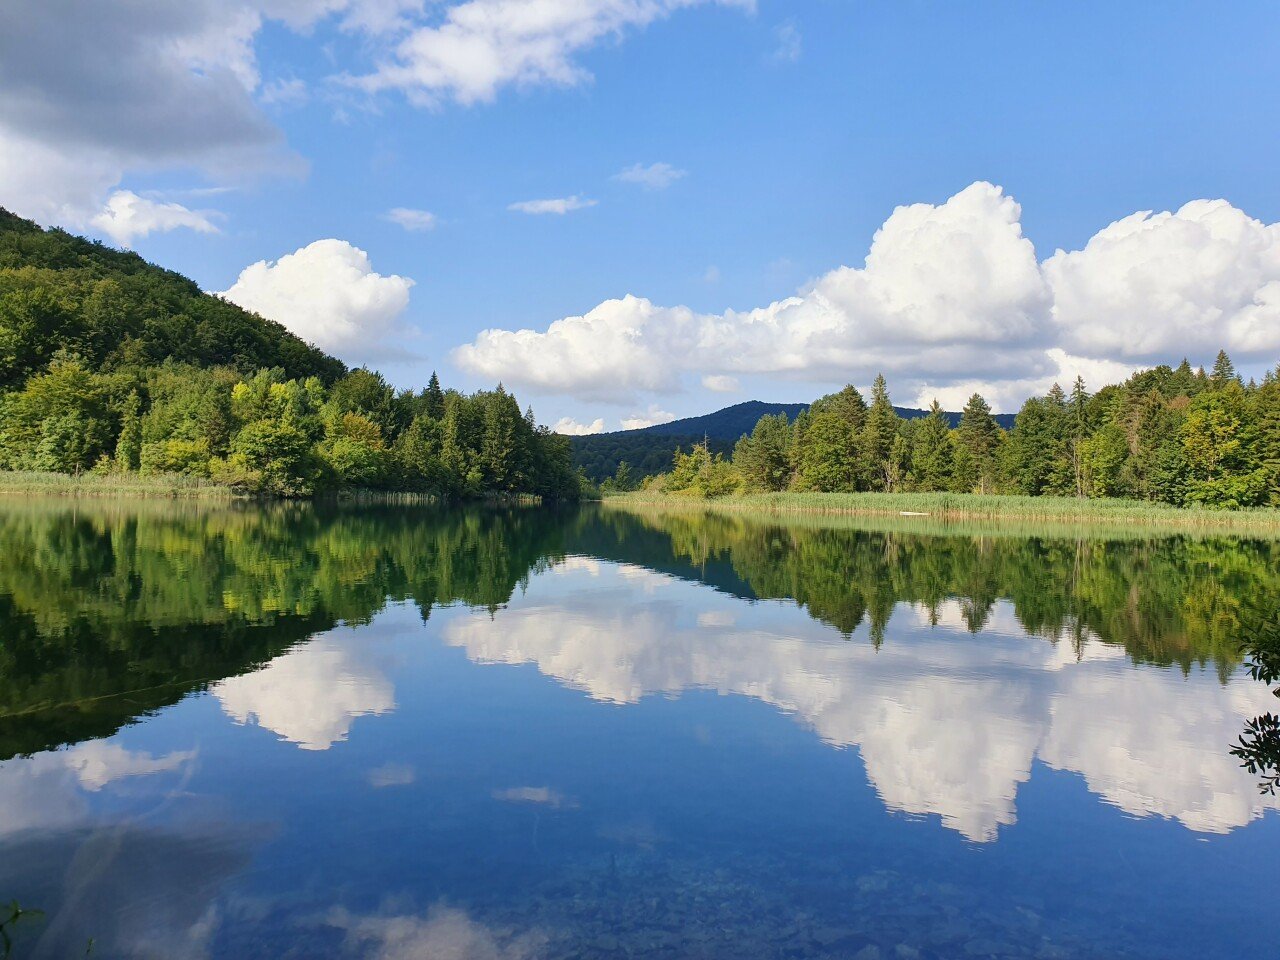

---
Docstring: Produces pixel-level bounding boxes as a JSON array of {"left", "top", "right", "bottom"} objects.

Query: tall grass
[
  {"left": 0, "top": 470, "right": 238, "bottom": 500},
  {"left": 604, "top": 490, "right": 1280, "bottom": 533}
]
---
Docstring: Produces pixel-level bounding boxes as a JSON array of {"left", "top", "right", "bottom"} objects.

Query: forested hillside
[
  {"left": 0, "top": 210, "right": 577, "bottom": 498},
  {"left": 0, "top": 207, "right": 343, "bottom": 386},
  {"left": 651, "top": 357, "right": 1280, "bottom": 509}
]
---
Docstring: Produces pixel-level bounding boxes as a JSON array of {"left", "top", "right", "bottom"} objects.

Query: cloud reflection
[
  {"left": 444, "top": 565, "right": 1280, "bottom": 842},
  {"left": 328, "top": 904, "right": 546, "bottom": 960},
  {"left": 214, "top": 631, "right": 395, "bottom": 751}
]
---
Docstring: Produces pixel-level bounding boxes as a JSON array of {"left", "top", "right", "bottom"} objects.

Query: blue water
[{"left": 1, "top": 504, "right": 1277, "bottom": 959}]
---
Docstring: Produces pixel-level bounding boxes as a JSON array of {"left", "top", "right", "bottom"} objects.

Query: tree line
[
  {"left": 641, "top": 352, "right": 1280, "bottom": 509},
  {"left": 0, "top": 207, "right": 577, "bottom": 499},
  {"left": 0, "top": 359, "right": 579, "bottom": 498}
]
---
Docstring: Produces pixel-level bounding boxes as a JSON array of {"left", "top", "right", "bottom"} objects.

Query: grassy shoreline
[
  {"left": 601, "top": 490, "right": 1280, "bottom": 533},
  {"left": 0, "top": 471, "right": 540, "bottom": 505},
  {"left": 0, "top": 470, "right": 240, "bottom": 499}
]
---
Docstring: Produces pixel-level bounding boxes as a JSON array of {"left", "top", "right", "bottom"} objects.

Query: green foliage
[
  {"left": 663, "top": 441, "right": 743, "bottom": 498},
  {"left": 0, "top": 208, "right": 343, "bottom": 386},
  {"left": 0, "top": 357, "right": 117, "bottom": 472},
  {"left": 910, "top": 401, "right": 954, "bottom": 492},
  {"left": 733, "top": 413, "right": 793, "bottom": 491}
]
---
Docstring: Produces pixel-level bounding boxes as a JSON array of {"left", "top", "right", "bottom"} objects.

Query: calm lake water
[{"left": 1, "top": 500, "right": 1278, "bottom": 960}]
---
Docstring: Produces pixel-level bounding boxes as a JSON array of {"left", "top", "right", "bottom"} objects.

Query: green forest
[
  {"left": 641, "top": 356, "right": 1280, "bottom": 509},
  {"left": 0, "top": 208, "right": 578, "bottom": 499}
]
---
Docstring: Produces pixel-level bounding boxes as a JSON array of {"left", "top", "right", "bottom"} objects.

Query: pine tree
[
  {"left": 861, "top": 374, "right": 901, "bottom": 491},
  {"left": 424, "top": 371, "right": 445, "bottom": 420},
  {"left": 1210, "top": 349, "right": 1238, "bottom": 387},
  {"left": 957, "top": 393, "right": 1001, "bottom": 494},
  {"left": 1069, "top": 376, "right": 1091, "bottom": 497},
  {"left": 910, "top": 400, "right": 954, "bottom": 491},
  {"left": 733, "top": 413, "right": 792, "bottom": 491}
]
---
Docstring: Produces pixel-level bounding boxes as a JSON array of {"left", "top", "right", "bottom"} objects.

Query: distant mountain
[
  {"left": 568, "top": 399, "right": 1017, "bottom": 481},
  {"left": 632, "top": 401, "right": 810, "bottom": 440}
]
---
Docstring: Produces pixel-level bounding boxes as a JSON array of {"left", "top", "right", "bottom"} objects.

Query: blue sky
[{"left": 3, "top": 1, "right": 1279, "bottom": 430}]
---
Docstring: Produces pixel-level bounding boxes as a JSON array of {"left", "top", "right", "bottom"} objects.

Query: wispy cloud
[
  {"left": 770, "top": 21, "right": 802, "bottom": 64},
  {"left": 614, "top": 161, "right": 687, "bottom": 191},
  {"left": 260, "top": 77, "right": 308, "bottom": 107},
  {"left": 508, "top": 195, "right": 597, "bottom": 215},
  {"left": 384, "top": 207, "right": 438, "bottom": 231}
]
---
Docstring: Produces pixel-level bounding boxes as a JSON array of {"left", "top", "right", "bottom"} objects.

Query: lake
[{"left": 1, "top": 500, "right": 1277, "bottom": 960}]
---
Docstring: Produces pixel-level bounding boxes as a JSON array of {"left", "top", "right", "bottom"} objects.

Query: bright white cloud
[
  {"left": 508, "top": 195, "right": 597, "bottom": 215},
  {"left": 384, "top": 207, "right": 438, "bottom": 231},
  {"left": 350, "top": 0, "right": 753, "bottom": 106},
  {"left": 553, "top": 417, "right": 606, "bottom": 435},
  {"left": 620, "top": 405, "right": 676, "bottom": 430},
  {"left": 701, "top": 374, "right": 739, "bottom": 393},
  {"left": 456, "top": 295, "right": 693, "bottom": 402},
  {"left": 220, "top": 238, "right": 414, "bottom": 359},
  {"left": 614, "top": 162, "right": 687, "bottom": 191},
  {"left": 89, "top": 190, "right": 221, "bottom": 248},
  {"left": 1044, "top": 198, "right": 1280, "bottom": 361},
  {"left": 455, "top": 182, "right": 1280, "bottom": 411}
]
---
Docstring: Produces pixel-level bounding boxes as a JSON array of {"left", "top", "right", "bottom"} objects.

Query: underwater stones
[
  {"left": 963, "top": 937, "right": 1016, "bottom": 957},
  {"left": 811, "top": 925, "right": 857, "bottom": 947},
  {"left": 855, "top": 873, "right": 892, "bottom": 894},
  {"left": 893, "top": 946, "right": 921, "bottom": 960}
]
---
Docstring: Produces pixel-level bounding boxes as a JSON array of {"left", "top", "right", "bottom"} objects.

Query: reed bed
[
  {"left": 0, "top": 470, "right": 238, "bottom": 499},
  {"left": 603, "top": 490, "right": 1280, "bottom": 534}
]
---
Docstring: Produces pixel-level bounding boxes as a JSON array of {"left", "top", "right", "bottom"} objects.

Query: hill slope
[
  {"left": 570, "top": 399, "right": 1017, "bottom": 481},
  {"left": 0, "top": 207, "right": 344, "bottom": 388}
]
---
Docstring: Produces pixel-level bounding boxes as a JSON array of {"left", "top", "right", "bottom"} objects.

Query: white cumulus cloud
[
  {"left": 620, "top": 405, "right": 676, "bottom": 430},
  {"left": 553, "top": 417, "right": 606, "bottom": 435},
  {"left": 614, "top": 161, "right": 687, "bottom": 191},
  {"left": 508, "top": 195, "right": 597, "bottom": 215},
  {"left": 90, "top": 190, "right": 221, "bottom": 248},
  {"left": 454, "top": 182, "right": 1280, "bottom": 411},
  {"left": 220, "top": 238, "right": 414, "bottom": 360},
  {"left": 349, "top": 0, "right": 753, "bottom": 106},
  {"left": 384, "top": 206, "right": 438, "bottom": 231},
  {"left": 1044, "top": 198, "right": 1280, "bottom": 361},
  {"left": 702, "top": 374, "right": 739, "bottom": 393}
]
